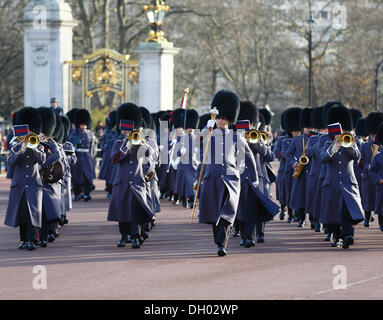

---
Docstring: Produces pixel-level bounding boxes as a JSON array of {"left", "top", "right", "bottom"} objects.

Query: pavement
[{"left": 1, "top": 176, "right": 383, "bottom": 300}]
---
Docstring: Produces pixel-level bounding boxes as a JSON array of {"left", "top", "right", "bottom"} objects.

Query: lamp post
[
  {"left": 143, "top": 0, "right": 170, "bottom": 43},
  {"left": 375, "top": 59, "right": 383, "bottom": 112},
  {"left": 308, "top": 12, "right": 314, "bottom": 108}
]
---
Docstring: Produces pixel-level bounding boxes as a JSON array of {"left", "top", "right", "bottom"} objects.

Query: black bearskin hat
[
  {"left": 15, "top": 107, "right": 42, "bottom": 134},
  {"left": 108, "top": 110, "right": 117, "bottom": 130},
  {"left": 259, "top": 108, "right": 271, "bottom": 125},
  {"left": 140, "top": 107, "right": 153, "bottom": 129},
  {"left": 160, "top": 111, "right": 172, "bottom": 130},
  {"left": 238, "top": 100, "right": 259, "bottom": 125},
  {"left": 258, "top": 113, "right": 266, "bottom": 131},
  {"left": 116, "top": 103, "right": 142, "bottom": 129},
  {"left": 281, "top": 110, "right": 288, "bottom": 131},
  {"left": 38, "top": 107, "right": 56, "bottom": 137},
  {"left": 172, "top": 108, "right": 187, "bottom": 129},
  {"left": 300, "top": 107, "right": 313, "bottom": 129},
  {"left": 66, "top": 108, "right": 79, "bottom": 125},
  {"left": 75, "top": 109, "right": 91, "bottom": 128},
  {"left": 186, "top": 109, "right": 199, "bottom": 129},
  {"left": 211, "top": 90, "right": 240, "bottom": 125},
  {"left": 311, "top": 106, "right": 325, "bottom": 130},
  {"left": 366, "top": 112, "right": 383, "bottom": 135},
  {"left": 61, "top": 116, "right": 70, "bottom": 143},
  {"left": 326, "top": 105, "right": 353, "bottom": 131},
  {"left": 52, "top": 112, "right": 63, "bottom": 140},
  {"left": 376, "top": 122, "right": 383, "bottom": 145},
  {"left": 356, "top": 118, "right": 368, "bottom": 137},
  {"left": 322, "top": 101, "right": 343, "bottom": 123},
  {"left": 285, "top": 107, "right": 302, "bottom": 133},
  {"left": 199, "top": 113, "right": 210, "bottom": 130},
  {"left": 350, "top": 109, "right": 363, "bottom": 129}
]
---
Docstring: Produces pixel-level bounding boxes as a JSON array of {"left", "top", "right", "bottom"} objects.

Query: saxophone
[
  {"left": 292, "top": 137, "right": 309, "bottom": 179},
  {"left": 371, "top": 144, "right": 379, "bottom": 162}
]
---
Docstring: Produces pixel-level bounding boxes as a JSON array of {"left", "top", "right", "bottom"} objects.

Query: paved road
[{"left": 1, "top": 177, "right": 383, "bottom": 300}]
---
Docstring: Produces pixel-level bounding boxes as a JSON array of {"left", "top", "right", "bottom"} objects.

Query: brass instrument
[
  {"left": 371, "top": 144, "right": 379, "bottom": 162},
  {"left": 327, "top": 132, "right": 355, "bottom": 157},
  {"left": 245, "top": 129, "right": 262, "bottom": 144},
  {"left": 11, "top": 133, "right": 41, "bottom": 154},
  {"left": 128, "top": 130, "right": 143, "bottom": 145},
  {"left": 260, "top": 130, "right": 271, "bottom": 144},
  {"left": 292, "top": 137, "right": 309, "bottom": 179}
]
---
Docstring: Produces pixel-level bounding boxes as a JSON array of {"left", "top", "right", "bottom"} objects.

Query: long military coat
[
  {"left": 370, "top": 152, "right": 383, "bottom": 215},
  {"left": 107, "top": 140, "right": 154, "bottom": 223},
  {"left": 319, "top": 141, "right": 364, "bottom": 225},
  {"left": 4, "top": 144, "right": 46, "bottom": 228}
]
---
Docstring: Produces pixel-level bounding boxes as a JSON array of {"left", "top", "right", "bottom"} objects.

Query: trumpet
[
  {"left": 120, "top": 130, "right": 144, "bottom": 155},
  {"left": 327, "top": 132, "right": 355, "bottom": 157},
  {"left": 11, "top": 133, "right": 41, "bottom": 154},
  {"left": 245, "top": 129, "right": 271, "bottom": 144}
]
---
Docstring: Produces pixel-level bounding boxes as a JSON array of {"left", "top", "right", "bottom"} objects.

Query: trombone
[{"left": 327, "top": 132, "right": 355, "bottom": 157}]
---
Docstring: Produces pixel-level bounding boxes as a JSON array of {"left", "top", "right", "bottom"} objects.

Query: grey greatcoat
[
  {"left": 360, "top": 140, "right": 378, "bottom": 211},
  {"left": 61, "top": 142, "right": 77, "bottom": 211},
  {"left": 4, "top": 145, "right": 46, "bottom": 228},
  {"left": 174, "top": 133, "right": 199, "bottom": 198},
  {"left": 305, "top": 133, "right": 321, "bottom": 217},
  {"left": 319, "top": 141, "right": 364, "bottom": 225},
  {"left": 197, "top": 128, "right": 257, "bottom": 225},
  {"left": 69, "top": 128, "right": 96, "bottom": 185},
  {"left": 274, "top": 135, "right": 287, "bottom": 206},
  {"left": 286, "top": 134, "right": 311, "bottom": 210},
  {"left": 312, "top": 133, "right": 330, "bottom": 220},
  {"left": 107, "top": 140, "right": 154, "bottom": 223},
  {"left": 281, "top": 137, "right": 293, "bottom": 208},
  {"left": 370, "top": 152, "right": 383, "bottom": 215},
  {"left": 41, "top": 139, "right": 63, "bottom": 222}
]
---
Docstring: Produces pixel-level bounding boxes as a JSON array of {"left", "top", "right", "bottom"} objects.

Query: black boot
[
  {"left": 132, "top": 238, "right": 141, "bottom": 249},
  {"left": 117, "top": 236, "right": 127, "bottom": 247},
  {"left": 286, "top": 208, "right": 293, "bottom": 223},
  {"left": 27, "top": 240, "right": 36, "bottom": 251},
  {"left": 364, "top": 211, "right": 371, "bottom": 227}
]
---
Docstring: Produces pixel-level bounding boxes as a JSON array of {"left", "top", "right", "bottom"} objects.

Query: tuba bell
[
  {"left": 245, "top": 129, "right": 262, "bottom": 144},
  {"left": 128, "top": 130, "right": 143, "bottom": 146}
]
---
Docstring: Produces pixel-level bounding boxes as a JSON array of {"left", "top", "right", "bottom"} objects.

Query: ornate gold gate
[{"left": 65, "top": 48, "right": 138, "bottom": 110}]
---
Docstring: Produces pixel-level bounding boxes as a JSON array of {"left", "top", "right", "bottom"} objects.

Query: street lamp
[
  {"left": 143, "top": 0, "right": 170, "bottom": 43},
  {"left": 375, "top": 59, "right": 383, "bottom": 112},
  {"left": 308, "top": 12, "right": 315, "bottom": 108}
]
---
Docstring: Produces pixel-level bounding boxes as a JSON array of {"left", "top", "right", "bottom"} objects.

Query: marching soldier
[
  {"left": 319, "top": 104, "right": 364, "bottom": 249},
  {"left": 370, "top": 122, "right": 383, "bottom": 231},
  {"left": 38, "top": 107, "right": 63, "bottom": 246},
  {"left": 59, "top": 115, "right": 77, "bottom": 225},
  {"left": 282, "top": 107, "right": 302, "bottom": 223},
  {"left": 305, "top": 106, "right": 326, "bottom": 232},
  {"left": 174, "top": 109, "right": 200, "bottom": 209},
  {"left": 236, "top": 101, "right": 279, "bottom": 247},
  {"left": 107, "top": 103, "right": 155, "bottom": 249},
  {"left": 274, "top": 110, "right": 288, "bottom": 220},
  {"left": 360, "top": 112, "right": 383, "bottom": 227},
  {"left": 286, "top": 107, "right": 312, "bottom": 228},
  {"left": 69, "top": 109, "right": 96, "bottom": 202},
  {"left": 196, "top": 90, "right": 259, "bottom": 257},
  {"left": 4, "top": 107, "right": 45, "bottom": 251}
]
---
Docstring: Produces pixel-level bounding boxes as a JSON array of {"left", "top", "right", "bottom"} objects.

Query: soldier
[
  {"left": 37, "top": 107, "right": 63, "bottom": 246},
  {"left": 4, "top": 107, "right": 46, "bottom": 251},
  {"left": 69, "top": 109, "right": 96, "bottom": 202},
  {"left": 370, "top": 123, "right": 383, "bottom": 231},
  {"left": 59, "top": 115, "right": 77, "bottom": 225},
  {"left": 236, "top": 101, "right": 279, "bottom": 247},
  {"left": 196, "top": 90, "right": 258, "bottom": 257},
  {"left": 319, "top": 105, "right": 364, "bottom": 249},
  {"left": 274, "top": 110, "right": 288, "bottom": 220},
  {"left": 360, "top": 112, "right": 383, "bottom": 227},
  {"left": 140, "top": 106, "right": 161, "bottom": 229},
  {"left": 107, "top": 103, "right": 155, "bottom": 249},
  {"left": 312, "top": 101, "right": 341, "bottom": 241},
  {"left": 305, "top": 106, "right": 326, "bottom": 232},
  {"left": 282, "top": 107, "right": 302, "bottom": 223},
  {"left": 174, "top": 109, "right": 200, "bottom": 209},
  {"left": 286, "top": 107, "right": 312, "bottom": 228}
]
